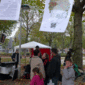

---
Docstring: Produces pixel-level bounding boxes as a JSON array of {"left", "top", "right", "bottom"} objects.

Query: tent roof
[{"left": 14, "top": 41, "right": 51, "bottom": 49}]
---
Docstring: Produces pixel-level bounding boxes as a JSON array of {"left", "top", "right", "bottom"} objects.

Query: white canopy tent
[
  {"left": 14, "top": 41, "right": 51, "bottom": 51},
  {"left": 14, "top": 41, "right": 52, "bottom": 72}
]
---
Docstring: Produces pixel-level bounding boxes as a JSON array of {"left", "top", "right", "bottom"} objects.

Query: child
[
  {"left": 30, "top": 67, "right": 44, "bottom": 85},
  {"left": 62, "top": 59, "right": 75, "bottom": 85}
]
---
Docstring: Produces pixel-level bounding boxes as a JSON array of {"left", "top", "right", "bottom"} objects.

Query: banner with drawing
[{"left": 40, "top": 0, "right": 74, "bottom": 32}]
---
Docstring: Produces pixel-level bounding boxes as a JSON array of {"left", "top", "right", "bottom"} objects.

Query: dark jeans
[
  {"left": 15, "top": 62, "right": 18, "bottom": 68},
  {"left": 44, "top": 77, "right": 49, "bottom": 85},
  {"left": 48, "top": 77, "right": 59, "bottom": 85}
]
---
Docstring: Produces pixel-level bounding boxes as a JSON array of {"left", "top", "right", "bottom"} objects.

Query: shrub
[
  {"left": 21, "top": 52, "right": 25, "bottom": 56},
  {"left": 26, "top": 52, "right": 30, "bottom": 56},
  {"left": 0, "top": 52, "right": 12, "bottom": 56}
]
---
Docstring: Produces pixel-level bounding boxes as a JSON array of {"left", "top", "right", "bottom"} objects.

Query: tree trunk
[
  {"left": 70, "top": 35, "right": 73, "bottom": 48},
  {"left": 73, "top": 3, "right": 83, "bottom": 69},
  {"left": 25, "top": 29, "right": 28, "bottom": 43},
  {"left": 49, "top": 38, "right": 52, "bottom": 46}
]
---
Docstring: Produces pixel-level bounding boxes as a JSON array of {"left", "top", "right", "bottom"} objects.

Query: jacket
[
  {"left": 47, "top": 54, "right": 60, "bottom": 78},
  {"left": 30, "top": 56, "right": 45, "bottom": 80},
  {"left": 11, "top": 53, "right": 19, "bottom": 64},
  {"left": 42, "top": 59, "right": 49, "bottom": 78},
  {"left": 42, "top": 59, "right": 49, "bottom": 72},
  {"left": 62, "top": 66, "right": 75, "bottom": 85},
  {"left": 30, "top": 75, "right": 44, "bottom": 85}
]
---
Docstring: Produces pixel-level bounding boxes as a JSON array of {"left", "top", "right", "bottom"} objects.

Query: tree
[
  {"left": 29, "top": 18, "right": 71, "bottom": 48},
  {"left": 72, "top": 0, "right": 85, "bottom": 69},
  {"left": 82, "top": 22, "right": 85, "bottom": 49},
  {"left": 0, "top": 20, "right": 16, "bottom": 35},
  {"left": 20, "top": 0, "right": 45, "bottom": 43},
  {"left": 14, "top": 27, "right": 27, "bottom": 45},
  {"left": 2, "top": 39, "right": 9, "bottom": 49},
  {"left": 20, "top": 0, "right": 85, "bottom": 69},
  {"left": 66, "top": 13, "right": 74, "bottom": 48}
]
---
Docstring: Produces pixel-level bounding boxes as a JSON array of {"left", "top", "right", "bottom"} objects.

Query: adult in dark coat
[
  {"left": 11, "top": 50, "right": 19, "bottom": 68},
  {"left": 42, "top": 53, "right": 49, "bottom": 85},
  {"left": 64, "top": 49, "right": 73, "bottom": 66},
  {"left": 47, "top": 48, "right": 61, "bottom": 85}
]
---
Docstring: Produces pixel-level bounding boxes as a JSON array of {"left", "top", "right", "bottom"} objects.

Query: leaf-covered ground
[
  {"left": 0, "top": 64, "right": 85, "bottom": 85},
  {"left": 0, "top": 57, "right": 85, "bottom": 85}
]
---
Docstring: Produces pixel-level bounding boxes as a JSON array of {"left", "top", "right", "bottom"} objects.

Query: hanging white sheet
[
  {"left": 39, "top": 0, "right": 74, "bottom": 32},
  {"left": 0, "top": 0, "right": 22, "bottom": 21}
]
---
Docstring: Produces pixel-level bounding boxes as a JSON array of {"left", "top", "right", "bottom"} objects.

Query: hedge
[{"left": 0, "top": 52, "right": 12, "bottom": 56}]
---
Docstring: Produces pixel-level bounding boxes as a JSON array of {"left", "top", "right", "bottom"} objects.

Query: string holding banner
[{"left": 39, "top": 0, "right": 74, "bottom": 33}]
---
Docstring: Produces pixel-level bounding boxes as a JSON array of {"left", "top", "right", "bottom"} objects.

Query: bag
[
  {"left": 47, "top": 79, "right": 54, "bottom": 85},
  {"left": 23, "top": 73, "right": 30, "bottom": 79},
  {"left": 25, "top": 64, "right": 30, "bottom": 73},
  {"left": 23, "top": 64, "right": 30, "bottom": 79}
]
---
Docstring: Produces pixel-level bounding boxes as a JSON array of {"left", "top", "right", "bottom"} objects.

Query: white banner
[
  {"left": 0, "top": 0, "right": 22, "bottom": 21},
  {"left": 40, "top": 0, "right": 74, "bottom": 32}
]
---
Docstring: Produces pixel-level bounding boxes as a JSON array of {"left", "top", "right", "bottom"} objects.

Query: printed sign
[
  {"left": 40, "top": 0, "right": 74, "bottom": 32},
  {"left": 0, "top": 0, "right": 22, "bottom": 20}
]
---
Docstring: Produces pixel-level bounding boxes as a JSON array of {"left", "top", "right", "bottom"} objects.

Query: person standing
[
  {"left": 30, "top": 67, "right": 44, "bottom": 85},
  {"left": 63, "top": 48, "right": 73, "bottom": 66},
  {"left": 35, "top": 46, "right": 42, "bottom": 59},
  {"left": 42, "top": 53, "right": 49, "bottom": 85},
  {"left": 11, "top": 49, "right": 19, "bottom": 68},
  {"left": 62, "top": 59, "right": 75, "bottom": 85},
  {"left": 30, "top": 50, "right": 45, "bottom": 80},
  {"left": 47, "top": 48, "right": 61, "bottom": 85}
]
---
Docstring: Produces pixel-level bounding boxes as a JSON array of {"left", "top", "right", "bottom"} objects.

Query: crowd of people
[
  {"left": 29, "top": 46, "right": 75, "bottom": 85},
  {"left": 11, "top": 47, "right": 77, "bottom": 85}
]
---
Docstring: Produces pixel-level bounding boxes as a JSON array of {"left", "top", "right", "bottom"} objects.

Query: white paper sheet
[
  {"left": 0, "top": 0, "right": 22, "bottom": 21},
  {"left": 40, "top": 0, "right": 74, "bottom": 33}
]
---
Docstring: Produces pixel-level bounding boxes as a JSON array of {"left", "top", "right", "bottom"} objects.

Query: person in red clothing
[
  {"left": 30, "top": 67, "right": 44, "bottom": 85},
  {"left": 42, "top": 53, "right": 49, "bottom": 85}
]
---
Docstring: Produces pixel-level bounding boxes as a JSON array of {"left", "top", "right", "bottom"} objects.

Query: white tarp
[
  {"left": 0, "top": 0, "right": 22, "bottom": 20},
  {"left": 40, "top": 0, "right": 74, "bottom": 32},
  {"left": 14, "top": 41, "right": 51, "bottom": 50}
]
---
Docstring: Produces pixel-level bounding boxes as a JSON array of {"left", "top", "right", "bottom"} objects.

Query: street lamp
[{"left": 18, "top": 4, "right": 30, "bottom": 79}]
